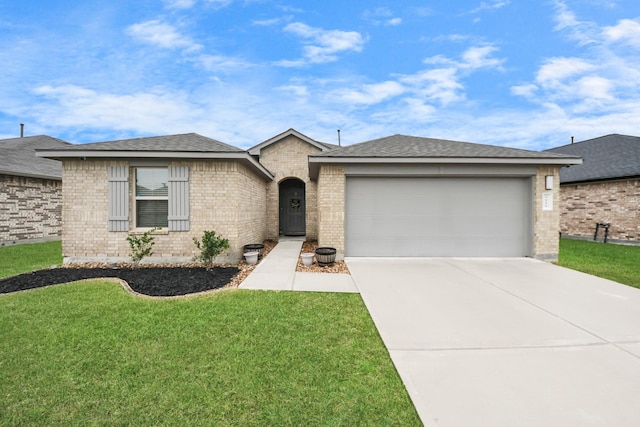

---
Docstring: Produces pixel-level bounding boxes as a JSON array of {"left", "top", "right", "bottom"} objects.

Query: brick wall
[
  {"left": 559, "top": 178, "right": 639, "bottom": 242},
  {"left": 0, "top": 174, "right": 62, "bottom": 243},
  {"left": 533, "top": 166, "right": 561, "bottom": 261},
  {"left": 258, "top": 135, "right": 320, "bottom": 240},
  {"left": 317, "top": 165, "right": 345, "bottom": 255},
  {"left": 61, "top": 160, "right": 267, "bottom": 263}
]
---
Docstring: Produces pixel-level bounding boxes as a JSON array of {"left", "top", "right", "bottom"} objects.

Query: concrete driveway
[{"left": 347, "top": 258, "right": 640, "bottom": 426}]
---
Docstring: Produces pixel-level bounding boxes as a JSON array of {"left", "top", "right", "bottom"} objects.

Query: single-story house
[
  {"left": 546, "top": 134, "right": 640, "bottom": 243},
  {"left": 36, "top": 129, "right": 581, "bottom": 263},
  {"left": 0, "top": 135, "right": 70, "bottom": 245}
]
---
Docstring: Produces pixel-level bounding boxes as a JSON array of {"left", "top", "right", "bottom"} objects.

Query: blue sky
[{"left": 1, "top": 0, "right": 640, "bottom": 150}]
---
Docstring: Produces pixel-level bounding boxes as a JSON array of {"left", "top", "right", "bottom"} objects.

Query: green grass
[
  {"left": 559, "top": 238, "right": 640, "bottom": 288},
  {"left": 0, "top": 240, "right": 63, "bottom": 278},
  {"left": 0, "top": 283, "right": 421, "bottom": 426}
]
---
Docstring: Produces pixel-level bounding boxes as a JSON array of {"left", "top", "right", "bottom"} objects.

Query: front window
[{"left": 135, "top": 168, "right": 168, "bottom": 228}]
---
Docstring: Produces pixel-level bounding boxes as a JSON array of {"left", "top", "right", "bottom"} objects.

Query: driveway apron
[{"left": 347, "top": 258, "right": 640, "bottom": 427}]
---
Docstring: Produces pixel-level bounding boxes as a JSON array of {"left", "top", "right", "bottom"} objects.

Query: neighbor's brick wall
[
  {"left": 0, "top": 174, "right": 62, "bottom": 243},
  {"left": 533, "top": 166, "right": 561, "bottom": 261},
  {"left": 559, "top": 178, "right": 639, "bottom": 241},
  {"left": 61, "top": 160, "right": 267, "bottom": 262},
  {"left": 258, "top": 135, "right": 320, "bottom": 239},
  {"left": 317, "top": 165, "right": 345, "bottom": 254}
]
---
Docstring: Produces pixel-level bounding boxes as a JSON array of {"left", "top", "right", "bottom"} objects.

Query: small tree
[
  {"left": 126, "top": 227, "right": 160, "bottom": 265},
  {"left": 193, "top": 230, "right": 230, "bottom": 270}
]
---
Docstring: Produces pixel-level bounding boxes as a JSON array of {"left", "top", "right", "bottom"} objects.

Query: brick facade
[
  {"left": 533, "top": 166, "right": 561, "bottom": 261},
  {"left": 0, "top": 174, "right": 62, "bottom": 244},
  {"left": 559, "top": 178, "right": 639, "bottom": 242},
  {"left": 257, "top": 135, "right": 321, "bottom": 240},
  {"left": 61, "top": 160, "right": 266, "bottom": 263},
  {"left": 317, "top": 165, "right": 345, "bottom": 254}
]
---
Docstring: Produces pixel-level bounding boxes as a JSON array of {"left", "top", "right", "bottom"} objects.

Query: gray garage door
[{"left": 345, "top": 177, "right": 532, "bottom": 257}]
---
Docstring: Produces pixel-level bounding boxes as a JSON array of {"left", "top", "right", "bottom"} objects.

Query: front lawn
[
  {"left": 0, "top": 240, "right": 62, "bottom": 278},
  {"left": 559, "top": 238, "right": 640, "bottom": 288},
  {"left": 0, "top": 282, "right": 420, "bottom": 425}
]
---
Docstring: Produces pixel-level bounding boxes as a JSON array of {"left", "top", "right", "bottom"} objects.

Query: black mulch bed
[{"left": 0, "top": 266, "right": 240, "bottom": 297}]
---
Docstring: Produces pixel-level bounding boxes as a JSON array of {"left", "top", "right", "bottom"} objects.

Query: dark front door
[{"left": 279, "top": 179, "right": 306, "bottom": 236}]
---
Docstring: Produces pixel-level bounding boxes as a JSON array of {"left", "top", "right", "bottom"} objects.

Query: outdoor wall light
[{"left": 545, "top": 175, "right": 553, "bottom": 190}]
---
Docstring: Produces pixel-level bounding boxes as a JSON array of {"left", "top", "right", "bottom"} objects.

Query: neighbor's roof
[
  {"left": 0, "top": 135, "right": 70, "bottom": 180},
  {"left": 546, "top": 134, "right": 640, "bottom": 183},
  {"left": 36, "top": 133, "right": 274, "bottom": 181}
]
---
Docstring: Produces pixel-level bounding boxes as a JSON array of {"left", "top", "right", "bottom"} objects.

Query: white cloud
[
  {"left": 127, "top": 20, "right": 202, "bottom": 51},
  {"left": 330, "top": 81, "right": 405, "bottom": 105},
  {"left": 163, "top": 0, "right": 197, "bottom": 9},
  {"left": 277, "top": 85, "right": 309, "bottom": 98},
  {"left": 363, "top": 7, "right": 403, "bottom": 26},
  {"left": 460, "top": 45, "right": 504, "bottom": 69},
  {"left": 469, "top": 1, "right": 510, "bottom": 14},
  {"left": 603, "top": 18, "right": 640, "bottom": 48},
  {"left": 401, "top": 68, "right": 465, "bottom": 105},
  {"left": 511, "top": 83, "right": 538, "bottom": 98},
  {"left": 535, "top": 57, "right": 595, "bottom": 85},
  {"left": 280, "top": 22, "right": 365, "bottom": 65},
  {"left": 32, "top": 85, "right": 198, "bottom": 134},
  {"left": 552, "top": 1, "right": 599, "bottom": 45},
  {"left": 195, "top": 54, "right": 253, "bottom": 72}
]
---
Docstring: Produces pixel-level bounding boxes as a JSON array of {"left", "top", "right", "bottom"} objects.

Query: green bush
[
  {"left": 126, "top": 228, "right": 160, "bottom": 264},
  {"left": 193, "top": 230, "right": 230, "bottom": 270}
]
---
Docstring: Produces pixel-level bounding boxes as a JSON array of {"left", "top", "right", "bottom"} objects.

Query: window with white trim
[{"left": 135, "top": 168, "right": 168, "bottom": 228}]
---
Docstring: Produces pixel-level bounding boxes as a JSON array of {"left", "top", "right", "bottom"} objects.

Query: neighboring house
[
  {"left": 0, "top": 135, "right": 70, "bottom": 245},
  {"left": 37, "top": 129, "right": 580, "bottom": 263},
  {"left": 546, "top": 134, "right": 640, "bottom": 243}
]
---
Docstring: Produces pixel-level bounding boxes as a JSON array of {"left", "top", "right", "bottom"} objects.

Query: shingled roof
[
  {"left": 313, "top": 134, "right": 580, "bottom": 159},
  {"left": 546, "top": 134, "right": 640, "bottom": 183},
  {"left": 37, "top": 133, "right": 243, "bottom": 154},
  {"left": 0, "top": 135, "right": 70, "bottom": 180},
  {"left": 36, "top": 133, "right": 274, "bottom": 181}
]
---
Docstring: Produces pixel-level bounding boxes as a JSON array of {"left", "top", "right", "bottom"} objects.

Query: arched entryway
[{"left": 279, "top": 178, "right": 306, "bottom": 236}]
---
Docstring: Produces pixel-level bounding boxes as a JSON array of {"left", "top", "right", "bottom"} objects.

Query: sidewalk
[{"left": 238, "top": 240, "right": 357, "bottom": 293}]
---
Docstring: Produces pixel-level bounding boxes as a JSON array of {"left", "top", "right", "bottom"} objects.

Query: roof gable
[
  {"left": 546, "top": 134, "right": 640, "bottom": 183},
  {"left": 248, "top": 128, "right": 335, "bottom": 156},
  {"left": 0, "top": 135, "right": 70, "bottom": 180}
]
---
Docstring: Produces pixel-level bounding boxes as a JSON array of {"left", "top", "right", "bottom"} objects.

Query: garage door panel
[{"left": 345, "top": 177, "right": 531, "bottom": 257}]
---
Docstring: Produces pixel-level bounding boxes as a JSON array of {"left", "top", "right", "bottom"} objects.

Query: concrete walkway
[{"left": 238, "top": 240, "right": 357, "bottom": 293}]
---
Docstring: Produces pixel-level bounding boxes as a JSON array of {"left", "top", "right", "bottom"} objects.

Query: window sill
[{"left": 129, "top": 228, "right": 169, "bottom": 235}]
